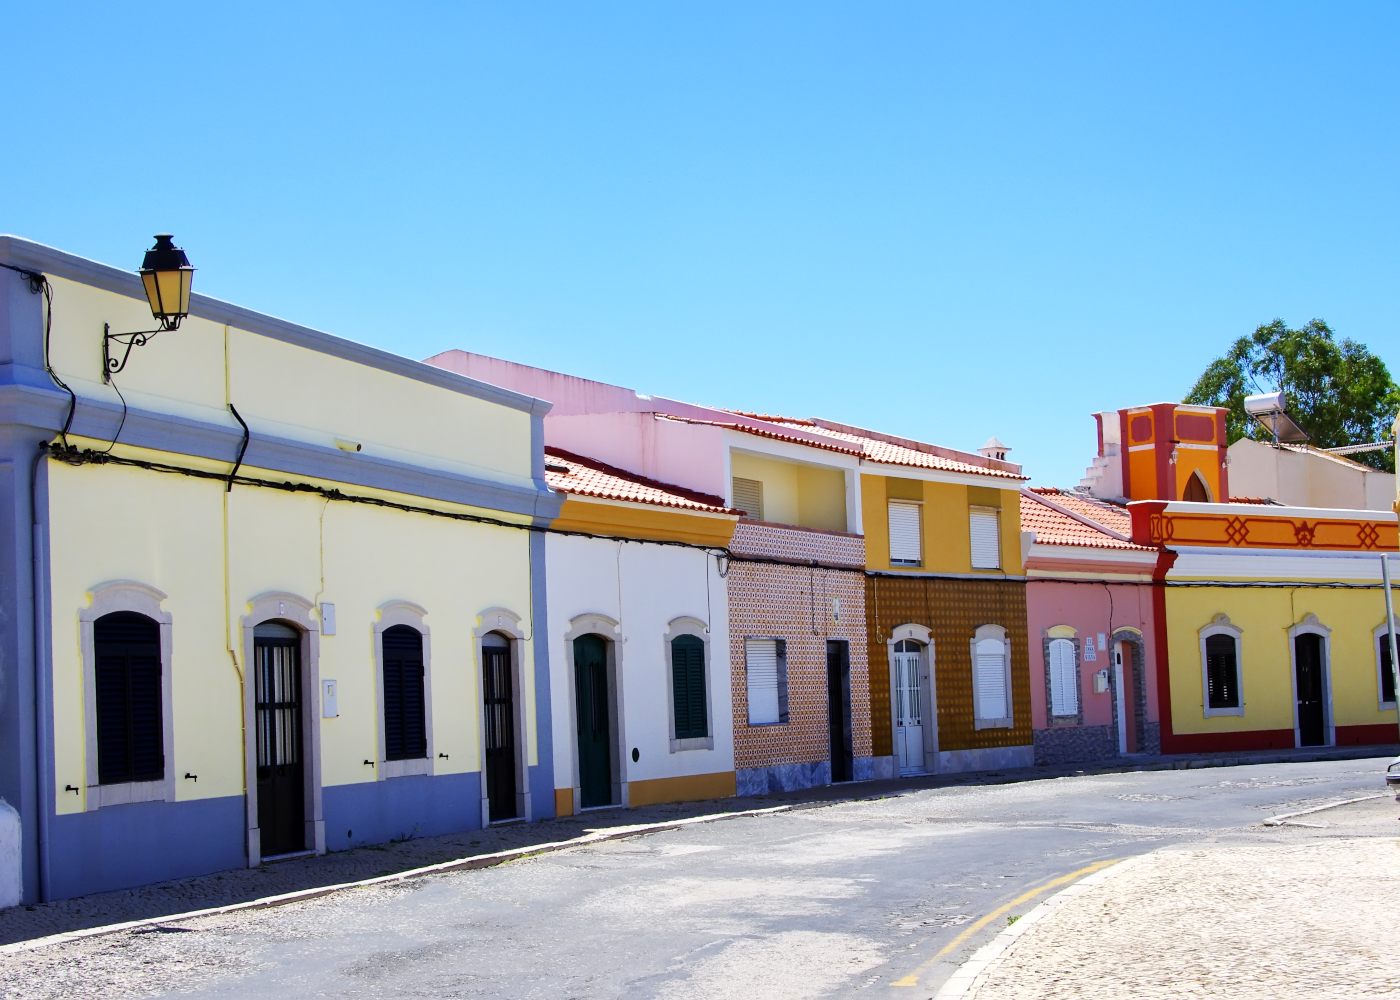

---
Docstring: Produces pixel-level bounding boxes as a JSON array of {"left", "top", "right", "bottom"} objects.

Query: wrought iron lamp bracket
[{"left": 102, "top": 321, "right": 173, "bottom": 382}]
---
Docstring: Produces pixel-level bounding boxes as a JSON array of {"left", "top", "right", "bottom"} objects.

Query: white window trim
[
  {"left": 473, "top": 606, "right": 531, "bottom": 826},
  {"left": 970, "top": 624, "right": 1013, "bottom": 730},
  {"left": 665, "top": 616, "right": 714, "bottom": 752},
  {"left": 241, "top": 591, "right": 325, "bottom": 865},
  {"left": 1199, "top": 614, "right": 1245, "bottom": 718},
  {"left": 1375, "top": 618, "right": 1399, "bottom": 711},
  {"left": 79, "top": 581, "right": 176, "bottom": 810},
  {"left": 888, "top": 499, "right": 923, "bottom": 567},
  {"left": 744, "top": 636, "right": 788, "bottom": 726},
  {"left": 969, "top": 506, "right": 1002, "bottom": 570},
  {"left": 886, "top": 623, "right": 937, "bottom": 770},
  {"left": 374, "top": 601, "right": 434, "bottom": 780}
]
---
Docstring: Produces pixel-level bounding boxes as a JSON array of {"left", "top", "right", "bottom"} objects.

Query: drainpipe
[
  {"left": 1383, "top": 554, "right": 1399, "bottom": 742},
  {"left": 30, "top": 444, "right": 52, "bottom": 901}
]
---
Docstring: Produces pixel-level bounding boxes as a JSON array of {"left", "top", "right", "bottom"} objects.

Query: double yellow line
[{"left": 891, "top": 858, "right": 1120, "bottom": 989}]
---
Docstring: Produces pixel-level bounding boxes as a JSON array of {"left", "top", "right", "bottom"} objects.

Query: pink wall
[
  {"left": 547, "top": 412, "right": 729, "bottom": 497},
  {"left": 1025, "top": 578, "right": 1158, "bottom": 731}
]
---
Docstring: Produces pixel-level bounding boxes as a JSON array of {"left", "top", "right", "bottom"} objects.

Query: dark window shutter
[
  {"left": 775, "top": 639, "right": 789, "bottom": 723},
  {"left": 1381, "top": 638, "right": 1396, "bottom": 704},
  {"left": 1205, "top": 634, "right": 1239, "bottom": 709},
  {"left": 94, "top": 612, "right": 164, "bottom": 785},
  {"left": 382, "top": 625, "right": 427, "bottom": 760},
  {"left": 671, "top": 635, "right": 707, "bottom": 740}
]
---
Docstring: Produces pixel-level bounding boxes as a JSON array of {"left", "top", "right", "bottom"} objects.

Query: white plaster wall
[
  {"left": 0, "top": 799, "right": 19, "bottom": 908},
  {"left": 545, "top": 533, "right": 733, "bottom": 792}
]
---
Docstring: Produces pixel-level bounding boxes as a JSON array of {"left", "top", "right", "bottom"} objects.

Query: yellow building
[{"left": 0, "top": 237, "right": 559, "bottom": 902}]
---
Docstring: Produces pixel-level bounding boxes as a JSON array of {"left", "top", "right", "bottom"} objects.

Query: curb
[
  {"left": 0, "top": 803, "right": 791, "bottom": 954},
  {"left": 1262, "top": 792, "right": 1386, "bottom": 826},
  {"left": 933, "top": 857, "right": 1138, "bottom": 1000}
]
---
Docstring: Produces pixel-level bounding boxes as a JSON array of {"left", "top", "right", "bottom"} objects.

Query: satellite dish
[{"left": 1243, "top": 391, "right": 1309, "bottom": 444}]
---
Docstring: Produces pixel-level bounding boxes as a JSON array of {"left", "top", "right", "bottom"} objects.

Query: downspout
[
  {"left": 222, "top": 326, "right": 246, "bottom": 817},
  {"left": 30, "top": 444, "right": 52, "bottom": 901}
]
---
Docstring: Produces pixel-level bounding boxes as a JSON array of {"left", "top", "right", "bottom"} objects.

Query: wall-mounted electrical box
[
  {"left": 322, "top": 679, "right": 339, "bottom": 718},
  {"left": 1093, "top": 669, "right": 1110, "bottom": 694}
]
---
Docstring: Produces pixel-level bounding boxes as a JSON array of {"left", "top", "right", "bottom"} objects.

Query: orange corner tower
[{"left": 1086, "top": 403, "right": 1229, "bottom": 503}]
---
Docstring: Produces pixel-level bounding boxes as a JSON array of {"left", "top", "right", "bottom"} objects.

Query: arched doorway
[
  {"left": 573, "top": 633, "right": 615, "bottom": 808},
  {"left": 1294, "top": 632, "right": 1329, "bottom": 747},
  {"left": 481, "top": 632, "right": 518, "bottom": 821},
  {"left": 1183, "top": 471, "right": 1211, "bottom": 502},
  {"left": 254, "top": 621, "right": 305, "bottom": 856},
  {"left": 892, "top": 639, "right": 926, "bottom": 775}
]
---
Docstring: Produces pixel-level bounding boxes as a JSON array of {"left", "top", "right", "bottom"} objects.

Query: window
[
  {"left": 1048, "top": 637, "right": 1079, "bottom": 718},
  {"left": 1378, "top": 627, "right": 1397, "bottom": 708},
  {"left": 670, "top": 634, "right": 708, "bottom": 741},
  {"left": 1199, "top": 616, "right": 1243, "bottom": 717},
  {"left": 382, "top": 625, "right": 427, "bottom": 761},
  {"left": 94, "top": 612, "right": 165, "bottom": 785},
  {"left": 969, "top": 508, "right": 1001, "bottom": 570},
  {"left": 888, "top": 501, "right": 922, "bottom": 566},
  {"left": 732, "top": 477, "right": 764, "bottom": 520},
  {"left": 745, "top": 638, "right": 788, "bottom": 725},
  {"left": 971, "top": 625, "right": 1013, "bottom": 728}
]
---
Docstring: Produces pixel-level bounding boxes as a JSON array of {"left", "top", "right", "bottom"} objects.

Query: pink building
[{"left": 1021, "top": 489, "right": 1162, "bottom": 763}]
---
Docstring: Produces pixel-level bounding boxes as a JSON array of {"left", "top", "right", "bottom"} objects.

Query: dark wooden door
[
  {"left": 255, "top": 628, "right": 305, "bottom": 856},
  {"left": 1294, "top": 634, "right": 1327, "bottom": 747},
  {"left": 482, "top": 643, "right": 518, "bottom": 821},
  {"left": 827, "top": 640, "right": 854, "bottom": 783},
  {"left": 574, "top": 635, "right": 612, "bottom": 808}
]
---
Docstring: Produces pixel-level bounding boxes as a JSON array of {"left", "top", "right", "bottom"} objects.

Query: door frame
[
  {"left": 886, "top": 623, "right": 937, "bottom": 774},
  {"left": 474, "top": 607, "right": 531, "bottom": 826},
  {"left": 563, "top": 613, "right": 626, "bottom": 813},
  {"left": 241, "top": 592, "right": 324, "bottom": 866},
  {"left": 1288, "top": 614, "right": 1334, "bottom": 748},
  {"left": 1111, "top": 629, "right": 1149, "bottom": 754}
]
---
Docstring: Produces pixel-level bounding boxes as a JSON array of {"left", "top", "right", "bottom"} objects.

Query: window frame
[
  {"left": 665, "top": 616, "right": 714, "bottom": 751},
  {"left": 969, "top": 506, "right": 1002, "bottom": 570},
  {"left": 731, "top": 476, "right": 765, "bottom": 521},
  {"left": 744, "top": 636, "right": 789, "bottom": 726},
  {"left": 1199, "top": 615, "right": 1245, "bottom": 718},
  {"left": 970, "top": 624, "right": 1014, "bottom": 730},
  {"left": 373, "top": 601, "right": 434, "bottom": 779},
  {"left": 1374, "top": 619, "right": 1398, "bottom": 711},
  {"left": 79, "top": 581, "right": 175, "bottom": 810},
  {"left": 888, "top": 500, "right": 923, "bottom": 567}
]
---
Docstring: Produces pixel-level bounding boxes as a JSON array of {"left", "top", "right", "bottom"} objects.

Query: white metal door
[
  {"left": 893, "top": 649, "right": 924, "bottom": 774},
  {"left": 1113, "top": 643, "right": 1127, "bottom": 755}
]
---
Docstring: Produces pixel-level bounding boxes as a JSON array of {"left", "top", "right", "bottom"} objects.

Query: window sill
[
  {"left": 1203, "top": 706, "right": 1245, "bottom": 718},
  {"left": 746, "top": 719, "right": 789, "bottom": 727},
  {"left": 87, "top": 778, "right": 170, "bottom": 810},
  {"left": 381, "top": 757, "right": 431, "bottom": 779},
  {"left": 973, "top": 718, "right": 1012, "bottom": 730},
  {"left": 670, "top": 736, "right": 714, "bottom": 753},
  {"left": 889, "top": 561, "right": 923, "bottom": 569},
  {"left": 1380, "top": 700, "right": 1397, "bottom": 712},
  {"left": 1049, "top": 715, "right": 1081, "bottom": 727}
]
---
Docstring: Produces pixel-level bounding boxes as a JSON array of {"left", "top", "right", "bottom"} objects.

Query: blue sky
[{"left": 4, "top": 3, "right": 1396, "bottom": 486}]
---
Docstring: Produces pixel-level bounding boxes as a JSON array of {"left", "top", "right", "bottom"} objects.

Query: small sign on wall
[
  {"left": 322, "top": 679, "right": 339, "bottom": 718},
  {"left": 1084, "top": 641, "right": 1097, "bottom": 662}
]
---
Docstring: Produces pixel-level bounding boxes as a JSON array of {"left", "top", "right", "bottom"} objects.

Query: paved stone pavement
[
  {"left": 0, "top": 744, "right": 1391, "bottom": 948},
  {"left": 950, "top": 797, "right": 1400, "bottom": 1000}
]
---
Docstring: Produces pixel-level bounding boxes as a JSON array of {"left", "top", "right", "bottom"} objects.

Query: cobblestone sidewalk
[{"left": 958, "top": 818, "right": 1400, "bottom": 999}]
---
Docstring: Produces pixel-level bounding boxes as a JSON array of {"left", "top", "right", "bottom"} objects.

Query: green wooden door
[{"left": 574, "top": 634, "right": 613, "bottom": 808}]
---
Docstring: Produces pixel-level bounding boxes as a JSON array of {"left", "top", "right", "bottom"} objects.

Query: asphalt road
[{"left": 3, "top": 758, "right": 1393, "bottom": 999}]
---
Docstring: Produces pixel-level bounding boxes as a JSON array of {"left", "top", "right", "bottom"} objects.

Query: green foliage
[{"left": 1184, "top": 319, "right": 1398, "bottom": 472}]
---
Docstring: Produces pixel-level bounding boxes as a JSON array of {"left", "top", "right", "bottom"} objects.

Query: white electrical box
[
  {"left": 1093, "top": 669, "right": 1110, "bottom": 694},
  {"left": 322, "top": 679, "right": 339, "bottom": 718},
  {"left": 1097, "top": 633, "right": 1108, "bottom": 651},
  {"left": 320, "top": 602, "right": 337, "bottom": 636}
]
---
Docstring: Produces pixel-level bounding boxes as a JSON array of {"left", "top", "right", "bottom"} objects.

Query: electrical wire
[{"left": 2, "top": 265, "right": 75, "bottom": 445}]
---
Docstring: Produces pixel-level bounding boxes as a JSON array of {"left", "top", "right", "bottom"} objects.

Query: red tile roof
[
  {"left": 655, "top": 413, "right": 864, "bottom": 456},
  {"left": 729, "top": 414, "right": 1027, "bottom": 481},
  {"left": 544, "top": 448, "right": 739, "bottom": 515},
  {"left": 1022, "top": 489, "right": 1156, "bottom": 551}
]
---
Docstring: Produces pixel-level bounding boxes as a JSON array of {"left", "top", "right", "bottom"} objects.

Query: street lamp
[{"left": 103, "top": 234, "right": 195, "bottom": 381}]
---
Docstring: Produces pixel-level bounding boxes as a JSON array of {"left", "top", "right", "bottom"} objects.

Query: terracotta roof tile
[
  {"left": 655, "top": 414, "right": 864, "bottom": 456},
  {"left": 544, "top": 448, "right": 739, "bottom": 515},
  {"left": 1022, "top": 489, "right": 1156, "bottom": 551}
]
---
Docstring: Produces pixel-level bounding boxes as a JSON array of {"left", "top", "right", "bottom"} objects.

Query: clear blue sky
[{"left": 5, "top": 3, "right": 1396, "bottom": 486}]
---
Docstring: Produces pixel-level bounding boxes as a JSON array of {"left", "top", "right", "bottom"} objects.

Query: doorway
[
  {"left": 1294, "top": 633, "right": 1329, "bottom": 747},
  {"left": 481, "top": 633, "right": 518, "bottom": 821},
  {"left": 573, "top": 634, "right": 615, "bottom": 808},
  {"left": 254, "top": 622, "right": 305, "bottom": 857},
  {"left": 892, "top": 640, "right": 925, "bottom": 775},
  {"left": 827, "top": 640, "right": 853, "bottom": 783}
]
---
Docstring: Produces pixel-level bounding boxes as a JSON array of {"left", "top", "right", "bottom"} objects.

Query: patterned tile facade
[
  {"left": 865, "top": 575, "right": 1033, "bottom": 756},
  {"left": 727, "top": 523, "right": 872, "bottom": 778}
]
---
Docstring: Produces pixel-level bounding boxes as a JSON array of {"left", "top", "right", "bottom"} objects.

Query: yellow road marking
[{"left": 890, "top": 858, "right": 1120, "bottom": 988}]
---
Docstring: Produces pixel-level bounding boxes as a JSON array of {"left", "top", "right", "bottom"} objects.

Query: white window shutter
[
  {"left": 974, "top": 639, "right": 1008, "bottom": 722},
  {"left": 970, "top": 509, "right": 1001, "bottom": 569},
  {"left": 746, "top": 639, "right": 780, "bottom": 724},
  {"left": 732, "top": 478, "right": 764, "bottom": 520},
  {"left": 889, "top": 501, "right": 922, "bottom": 564},
  {"left": 1049, "top": 638, "right": 1078, "bottom": 716}
]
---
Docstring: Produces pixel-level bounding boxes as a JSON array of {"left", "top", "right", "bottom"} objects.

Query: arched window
[
  {"left": 971, "top": 625, "right": 1012, "bottom": 729},
  {"left": 1199, "top": 615, "right": 1243, "bottom": 716},
  {"left": 1047, "top": 637, "right": 1079, "bottom": 718},
  {"left": 671, "top": 634, "right": 708, "bottom": 741},
  {"left": 94, "top": 611, "right": 164, "bottom": 785},
  {"left": 1183, "top": 472, "right": 1211, "bottom": 503},
  {"left": 382, "top": 625, "right": 427, "bottom": 761}
]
